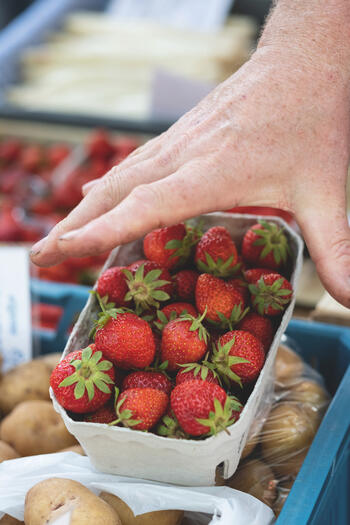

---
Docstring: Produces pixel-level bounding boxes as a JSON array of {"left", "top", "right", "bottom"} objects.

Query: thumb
[{"left": 296, "top": 189, "right": 350, "bottom": 308}]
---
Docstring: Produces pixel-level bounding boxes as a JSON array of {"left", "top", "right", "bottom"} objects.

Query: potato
[
  {"left": 0, "top": 401, "right": 76, "bottom": 456},
  {"left": 0, "top": 361, "right": 52, "bottom": 414},
  {"left": 59, "top": 445, "right": 85, "bottom": 455},
  {"left": 241, "top": 430, "right": 260, "bottom": 460},
  {"left": 24, "top": 478, "right": 121, "bottom": 525},
  {"left": 275, "top": 345, "right": 303, "bottom": 388},
  {"left": 100, "top": 492, "right": 184, "bottom": 525},
  {"left": 0, "top": 516, "right": 24, "bottom": 524},
  {"left": 0, "top": 440, "right": 20, "bottom": 462},
  {"left": 37, "top": 352, "right": 62, "bottom": 372}
]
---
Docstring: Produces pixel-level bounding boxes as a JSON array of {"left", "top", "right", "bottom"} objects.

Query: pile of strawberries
[{"left": 51, "top": 220, "right": 293, "bottom": 439}]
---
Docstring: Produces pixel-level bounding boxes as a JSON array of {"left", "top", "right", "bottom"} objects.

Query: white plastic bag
[{"left": 0, "top": 452, "right": 275, "bottom": 525}]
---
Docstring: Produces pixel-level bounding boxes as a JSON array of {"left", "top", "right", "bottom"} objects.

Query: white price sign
[{"left": 0, "top": 247, "right": 32, "bottom": 371}]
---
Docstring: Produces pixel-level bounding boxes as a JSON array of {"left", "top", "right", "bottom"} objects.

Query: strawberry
[
  {"left": 242, "top": 220, "right": 291, "bottom": 270},
  {"left": 84, "top": 403, "right": 116, "bottom": 424},
  {"left": 87, "top": 129, "right": 115, "bottom": 159},
  {"left": 226, "top": 277, "right": 249, "bottom": 304},
  {"left": 111, "top": 387, "right": 168, "bottom": 431},
  {"left": 249, "top": 274, "right": 292, "bottom": 316},
  {"left": 195, "top": 226, "right": 239, "bottom": 277},
  {"left": 94, "top": 295, "right": 156, "bottom": 369},
  {"left": 176, "top": 363, "right": 219, "bottom": 385},
  {"left": 123, "top": 260, "right": 172, "bottom": 314},
  {"left": 154, "top": 302, "right": 197, "bottom": 331},
  {"left": 47, "top": 144, "right": 70, "bottom": 168},
  {"left": 161, "top": 312, "right": 208, "bottom": 371},
  {"left": 211, "top": 330, "right": 265, "bottom": 386},
  {"left": 195, "top": 274, "right": 248, "bottom": 330},
  {"left": 96, "top": 266, "right": 129, "bottom": 306},
  {"left": 115, "top": 137, "right": 139, "bottom": 157},
  {"left": 244, "top": 268, "right": 272, "bottom": 284},
  {"left": 0, "top": 139, "right": 22, "bottom": 165},
  {"left": 156, "top": 408, "right": 189, "bottom": 439},
  {"left": 172, "top": 270, "right": 199, "bottom": 301},
  {"left": 50, "top": 345, "right": 115, "bottom": 414},
  {"left": 122, "top": 371, "right": 172, "bottom": 396},
  {"left": 143, "top": 223, "right": 200, "bottom": 270},
  {"left": 171, "top": 380, "right": 242, "bottom": 437},
  {"left": 19, "top": 145, "right": 43, "bottom": 173},
  {"left": 237, "top": 312, "right": 274, "bottom": 352}
]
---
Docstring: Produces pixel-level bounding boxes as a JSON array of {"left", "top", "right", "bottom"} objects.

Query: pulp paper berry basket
[
  {"left": 32, "top": 279, "right": 350, "bottom": 524},
  {"left": 48, "top": 212, "right": 303, "bottom": 486}
]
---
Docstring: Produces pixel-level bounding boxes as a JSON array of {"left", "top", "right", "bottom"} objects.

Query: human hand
[{"left": 30, "top": 42, "right": 350, "bottom": 306}]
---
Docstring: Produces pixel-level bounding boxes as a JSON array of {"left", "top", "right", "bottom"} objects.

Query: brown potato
[
  {"left": 37, "top": 352, "right": 62, "bottom": 372},
  {"left": 0, "top": 515, "right": 24, "bottom": 524},
  {"left": 24, "top": 478, "right": 121, "bottom": 525},
  {"left": 0, "top": 440, "right": 20, "bottom": 462},
  {"left": 275, "top": 345, "right": 303, "bottom": 388},
  {"left": 59, "top": 444, "right": 85, "bottom": 455},
  {"left": 261, "top": 403, "right": 317, "bottom": 478},
  {"left": 0, "top": 401, "right": 76, "bottom": 456},
  {"left": 285, "top": 380, "right": 330, "bottom": 410},
  {"left": 100, "top": 492, "right": 184, "bottom": 525},
  {"left": 241, "top": 430, "right": 260, "bottom": 460},
  {"left": 227, "top": 459, "right": 277, "bottom": 508},
  {"left": 0, "top": 361, "right": 51, "bottom": 415}
]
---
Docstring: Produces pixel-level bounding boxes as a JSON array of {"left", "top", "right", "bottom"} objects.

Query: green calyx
[
  {"left": 210, "top": 338, "right": 250, "bottom": 388},
  {"left": 228, "top": 394, "right": 243, "bottom": 414},
  {"left": 154, "top": 308, "right": 189, "bottom": 331},
  {"left": 196, "top": 252, "right": 241, "bottom": 278},
  {"left": 165, "top": 222, "right": 202, "bottom": 267},
  {"left": 176, "top": 308, "right": 209, "bottom": 344},
  {"left": 253, "top": 220, "right": 291, "bottom": 266},
  {"left": 156, "top": 413, "right": 189, "bottom": 439},
  {"left": 58, "top": 346, "right": 114, "bottom": 401},
  {"left": 109, "top": 387, "right": 142, "bottom": 428},
  {"left": 249, "top": 277, "right": 291, "bottom": 315},
  {"left": 208, "top": 303, "right": 250, "bottom": 331},
  {"left": 196, "top": 396, "right": 238, "bottom": 436},
  {"left": 123, "top": 264, "right": 170, "bottom": 315},
  {"left": 178, "top": 359, "right": 220, "bottom": 384},
  {"left": 90, "top": 291, "right": 132, "bottom": 337}
]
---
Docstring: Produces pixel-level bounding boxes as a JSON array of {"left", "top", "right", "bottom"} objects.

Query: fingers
[
  {"left": 55, "top": 162, "right": 233, "bottom": 258},
  {"left": 30, "top": 155, "right": 172, "bottom": 267},
  {"left": 296, "top": 186, "right": 350, "bottom": 307}
]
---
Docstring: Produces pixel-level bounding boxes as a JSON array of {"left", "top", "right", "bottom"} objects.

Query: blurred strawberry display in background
[{"left": 0, "top": 129, "right": 141, "bottom": 287}]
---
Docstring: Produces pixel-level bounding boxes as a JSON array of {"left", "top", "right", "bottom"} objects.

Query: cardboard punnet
[{"left": 50, "top": 212, "right": 303, "bottom": 486}]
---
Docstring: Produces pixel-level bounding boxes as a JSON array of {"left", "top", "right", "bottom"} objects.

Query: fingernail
[
  {"left": 30, "top": 236, "right": 48, "bottom": 256},
  {"left": 59, "top": 229, "right": 80, "bottom": 241},
  {"left": 82, "top": 179, "right": 99, "bottom": 194}
]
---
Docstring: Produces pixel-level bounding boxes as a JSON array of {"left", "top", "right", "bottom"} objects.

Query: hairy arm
[{"left": 31, "top": 0, "right": 350, "bottom": 307}]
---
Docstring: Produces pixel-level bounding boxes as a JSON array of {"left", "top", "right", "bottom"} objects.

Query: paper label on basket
[
  {"left": 107, "top": 0, "right": 234, "bottom": 31},
  {"left": 0, "top": 246, "right": 32, "bottom": 371}
]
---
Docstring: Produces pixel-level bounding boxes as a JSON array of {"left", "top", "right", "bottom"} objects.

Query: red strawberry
[
  {"left": 176, "top": 363, "right": 219, "bottom": 385},
  {"left": 19, "top": 145, "right": 43, "bottom": 173},
  {"left": 156, "top": 408, "right": 189, "bottom": 438},
  {"left": 47, "top": 144, "right": 70, "bottom": 168},
  {"left": 115, "top": 137, "right": 139, "bottom": 157},
  {"left": 195, "top": 226, "right": 239, "bottom": 277},
  {"left": 96, "top": 266, "right": 129, "bottom": 306},
  {"left": 226, "top": 277, "right": 249, "bottom": 305},
  {"left": 249, "top": 274, "right": 292, "bottom": 316},
  {"left": 50, "top": 345, "right": 115, "bottom": 414},
  {"left": 172, "top": 270, "right": 199, "bottom": 301},
  {"left": 195, "top": 274, "right": 248, "bottom": 330},
  {"left": 94, "top": 296, "right": 156, "bottom": 369},
  {"left": 122, "top": 371, "right": 172, "bottom": 396},
  {"left": 211, "top": 330, "right": 265, "bottom": 385},
  {"left": 242, "top": 221, "right": 291, "bottom": 270},
  {"left": 84, "top": 403, "right": 116, "bottom": 424},
  {"left": 171, "top": 380, "right": 242, "bottom": 437},
  {"left": 161, "top": 312, "right": 208, "bottom": 371},
  {"left": 244, "top": 268, "right": 273, "bottom": 284},
  {"left": 237, "top": 312, "right": 274, "bottom": 352},
  {"left": 124, "top": 260, "right": 172, "bottom": 314},
  {"left": 112, "top": 387, "right": 168, "bottom": 431},
  {"left": 154, "top": 302, "right": 197, "bottom": 331},
  {"left": 87, "top": 129, "right": 114, "bottom": 159},
  {"left": 0, "top": 139, "right": 22, "bottom": 164},
  {"left": 143, "top": 223, "right": 200, "bottom": 270}
]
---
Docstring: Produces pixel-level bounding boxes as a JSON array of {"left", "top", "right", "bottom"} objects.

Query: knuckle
[
  {"left": 100, "top": 167, "right": 124, "bottom": 206},
  {"left": 156, "top": 132, "right": 191, "bottom": 168},
  {"left": 329, "top": 237, "right": 350, "bottom": 262},
  {"left": 130, "top": 184, "right": 162, "bottom": 209}
]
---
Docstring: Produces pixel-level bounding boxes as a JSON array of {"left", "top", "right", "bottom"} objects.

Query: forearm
[{"left": 258, "top": 0, "right": 350, "bottom": 77}]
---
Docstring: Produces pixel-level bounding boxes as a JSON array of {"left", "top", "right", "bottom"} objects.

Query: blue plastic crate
[{"left": 31, "top": 279, "right": 350, "bottom": 524}]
